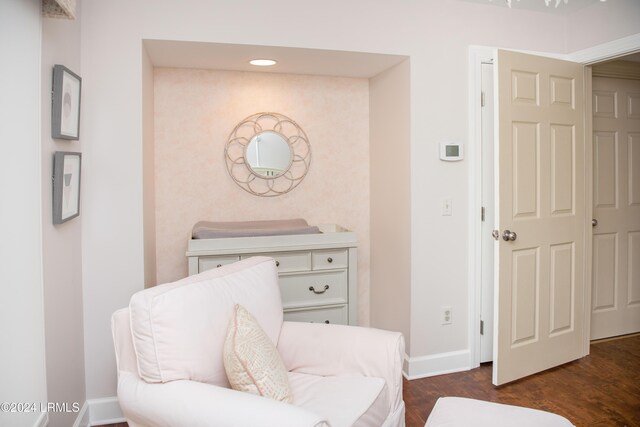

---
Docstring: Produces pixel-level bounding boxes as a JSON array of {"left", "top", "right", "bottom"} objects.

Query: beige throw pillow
[{"left": 223, "top": 304, "right": 292, "bottom": 403}]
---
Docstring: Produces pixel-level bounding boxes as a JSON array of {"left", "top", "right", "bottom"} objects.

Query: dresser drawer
[
  {"left": 312, "top": 249, "right": 348, "bottom": 270},
  {"left": 241, "top": 251, "right": 311, "bottom": 273},
  {"left": 284, "top": 305, "right": 348, "bottom": 325},
  {"left": 279, "top": 270, "right": 347, "bottom": 309},
  {"left": 198, "top": 255, "right": 240, "bottom": 272}
]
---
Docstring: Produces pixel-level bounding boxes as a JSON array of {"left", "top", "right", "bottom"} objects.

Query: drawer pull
[
  {"left": 216, "top": 264, "right": 222, "bottom": 268},
  {"left": 309, "top": 285, "right": 330, "bottom": 294},
  {"left": 327, "top": 257, "right": 333, "bottom": 263},
  {"left": 275, "top": 260, "right": 280, "bottom": 267},
  {"left": 324, "top": 320, "right": 330, "bottom": 324}
]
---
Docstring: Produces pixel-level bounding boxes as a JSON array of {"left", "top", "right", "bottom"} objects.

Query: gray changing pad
[{"left": 192, "top": 218, "right": 321, "bottom": 239}]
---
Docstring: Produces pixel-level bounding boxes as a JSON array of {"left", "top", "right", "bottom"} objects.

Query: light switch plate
[{"left": 442, "top": 198, "right": 452, "bottom": 216}]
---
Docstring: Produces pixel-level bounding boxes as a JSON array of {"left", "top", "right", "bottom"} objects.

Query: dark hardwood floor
[
  {"left": 99, "top": 335, "right": 639, "bottom": 427},
  {"left": 404, "top": 334, "right": 640, "bottom": 427}
]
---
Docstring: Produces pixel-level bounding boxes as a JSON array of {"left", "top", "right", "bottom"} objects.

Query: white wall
[
  {"left": 80, "top": 8, "right": 147, "bottom": 398},
  {"left": 0, "top": 1, "right": 48, "bottom": 426},
  {"left": 79, "top": 0, "right": 640, "bottom": 398},
  {"left": 566, "top": 0, "right": 640, "bottom": 52},
  {"left": 41, "top": 8, "right": 87, "bottom": 427}
]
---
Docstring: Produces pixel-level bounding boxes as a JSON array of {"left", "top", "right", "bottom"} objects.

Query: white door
[
  {"left": 591, "top": 76, "right": 640, "bottom": 340},
  {"left": 493, "top": 50, "right": 587, "bottom": 386}
]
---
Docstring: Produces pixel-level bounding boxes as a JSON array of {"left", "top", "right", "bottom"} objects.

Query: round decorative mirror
[
  {"left": 225, "top": 113, "right": 311, "bottom": 197},
  {"left": 245, "top": 130, "right": 292, "bottom": 178}
]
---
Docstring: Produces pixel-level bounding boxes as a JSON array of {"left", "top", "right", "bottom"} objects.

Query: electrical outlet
[{"left": 442, "top": 306, "right": 452, "bottom": 325}]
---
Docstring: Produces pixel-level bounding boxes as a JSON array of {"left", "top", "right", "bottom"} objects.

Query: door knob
[
  {"left": 502, "top": 230, "right": 517, "bottom": 241},
  {"left": 592, "top": 219, "right": 598, "bottom": 227}
]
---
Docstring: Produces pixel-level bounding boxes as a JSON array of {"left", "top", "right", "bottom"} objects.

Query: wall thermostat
[{"left": 439, "top": 143, "right": 463, "bottom": 161}]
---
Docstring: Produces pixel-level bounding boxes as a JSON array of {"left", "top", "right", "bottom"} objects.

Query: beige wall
[
  {"left": 154, "top": 68, "right": 371, "bottom": 323},
  {"left": 370, "top": 60, "right": 412, "bottom": 351},
  {"left": 143, "top": 47, "right": 157, "bottom": 288},
  {"left": 41, "top": 8, "right": 87, "bottom": 427}
]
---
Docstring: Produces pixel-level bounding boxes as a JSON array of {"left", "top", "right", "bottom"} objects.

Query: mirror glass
[{"left": 245, "top": 131, "right": 292, "bottom": 178}]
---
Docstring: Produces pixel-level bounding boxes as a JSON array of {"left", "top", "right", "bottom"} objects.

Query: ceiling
[
  {"left": 458, "top": 0, "right": 605, "bottom": 14},
  {"left": 143, "top": 40, "right": 407, "bottom": 79}
]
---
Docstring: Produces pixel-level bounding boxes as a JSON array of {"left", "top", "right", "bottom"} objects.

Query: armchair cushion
[
  {"left": 224, "top": 304, "right": 292, "bottom": 402},
  {"left": 277, "top": 321, "right": 404, "bottom": 416},
  {"left": 288, "top": 372, "right": 389, "bottom": 427},
  {"left": 128, "top": 257, "right": 282, "bottom": 385}
]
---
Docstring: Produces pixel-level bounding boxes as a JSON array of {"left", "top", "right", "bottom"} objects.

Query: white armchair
[{"left": 112, "top": 256, "right": 405, "bottom": 427}]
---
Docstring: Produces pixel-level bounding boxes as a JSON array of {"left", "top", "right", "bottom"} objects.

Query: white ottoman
[{"left": 425, "top": 397, "right": 575, "bottom": 427}]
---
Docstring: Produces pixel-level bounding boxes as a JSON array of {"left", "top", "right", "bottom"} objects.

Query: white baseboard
[
  {"left": 403, "top": 349, "right": 471, "bottom": 380},
  {"left": 84, "top": 397, "right": 125, "bottom": 426},
  {"left": 72, "top": 401, "right": 90, "bottom": 427},
  {"left": 34, "top": 412, "right": 49, "bottom": 427}
]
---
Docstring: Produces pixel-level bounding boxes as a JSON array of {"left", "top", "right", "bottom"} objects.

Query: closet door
[{"left": 591, "top": 76, "right": 640, "bottom": 340}]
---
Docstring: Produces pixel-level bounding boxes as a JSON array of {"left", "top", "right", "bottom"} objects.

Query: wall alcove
[{"left": 141, "top": 39, "right": 411, "bottom": 331}]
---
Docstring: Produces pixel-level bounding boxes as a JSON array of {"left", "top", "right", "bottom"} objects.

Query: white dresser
[{"left": 186, "top": 224, "right": 358, "bottom": 326}]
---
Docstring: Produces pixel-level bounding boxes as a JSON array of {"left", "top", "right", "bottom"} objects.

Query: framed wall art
[
  {"left": 52, "top": 64, "right": 81, "bottom": 140},
  {"left": 53, "top": 151, "right": 81, "bottom": 224}
]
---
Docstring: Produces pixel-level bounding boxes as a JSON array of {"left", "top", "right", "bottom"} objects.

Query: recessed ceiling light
[{"left": 249, "top": 59, "right": 277, "bottom": 67}]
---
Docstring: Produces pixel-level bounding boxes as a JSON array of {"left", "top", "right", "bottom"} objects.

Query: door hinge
[
  {"left": 481, "top": 206, "right": 485, "bottom": 221},
  {"left": 480, "top": 320, "right": 484, "bottom": 335},
  {"left": 481, "top": 91, "right": 485, "bottom": 107}
]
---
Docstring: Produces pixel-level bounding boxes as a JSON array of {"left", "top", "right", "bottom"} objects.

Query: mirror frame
[{"left": 224, "top": 112, "right": 311, "bottom": 197}]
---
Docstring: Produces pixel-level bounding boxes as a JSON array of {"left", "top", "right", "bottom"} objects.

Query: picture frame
[
  {"left": 53, "top": 152, "right": 82, "bottom": 224},
  {"left": 52, "top": 64, "right": 81, "bottom": 140}
]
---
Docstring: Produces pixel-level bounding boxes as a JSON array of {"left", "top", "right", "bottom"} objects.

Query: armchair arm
[
  {"left": 277, "top": 321, "right": 405, "bottom": 415},
  {"left": 117, "top": 371, "right": 328, "bottom": 427}
]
